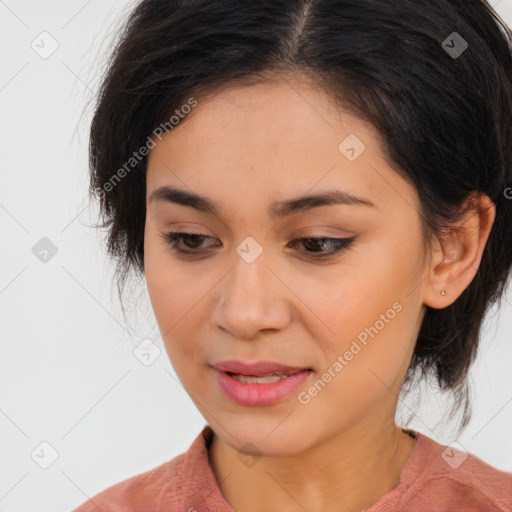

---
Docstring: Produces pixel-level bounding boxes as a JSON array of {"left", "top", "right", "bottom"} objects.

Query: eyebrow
[{"left": 148, "top": 185, "right": 376, "bottom": 218}]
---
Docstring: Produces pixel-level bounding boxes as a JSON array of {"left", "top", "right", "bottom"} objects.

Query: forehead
[
  {"left": 161, "top": 77, "right": 369, "bottom": 150},
  {"left": 146, "top": 78, "right": 417, "bottom": 219}
]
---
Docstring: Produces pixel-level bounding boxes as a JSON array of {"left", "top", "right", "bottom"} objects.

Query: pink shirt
[{"left": 72, "top": 425, "right": 512, "bottom": 511}]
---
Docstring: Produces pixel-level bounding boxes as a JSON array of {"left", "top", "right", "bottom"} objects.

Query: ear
[{"left": 423, "top": 192, "right": 496, "bottom": 310}]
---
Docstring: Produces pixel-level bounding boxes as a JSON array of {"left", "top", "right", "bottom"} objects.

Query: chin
[{"left": 212, "top": 414, "right": 313, "bottom": 457}]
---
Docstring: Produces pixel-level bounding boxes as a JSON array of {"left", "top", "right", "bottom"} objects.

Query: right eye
[{"left": 161, "top": 232, "right": 219, "bottom": 255}]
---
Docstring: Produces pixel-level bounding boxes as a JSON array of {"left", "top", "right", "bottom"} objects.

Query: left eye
[
  {"left": 161, "top": 232, "right": 356, "bottom": 258},
  {"left": 288, "top": 236, "right": 356, "bottom": 257}
]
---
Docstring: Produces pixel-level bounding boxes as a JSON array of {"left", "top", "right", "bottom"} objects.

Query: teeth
[{"left": 230, "top": 372, "right": 296, "bottom": 384}]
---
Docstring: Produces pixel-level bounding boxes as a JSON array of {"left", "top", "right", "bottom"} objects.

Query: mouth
[
  {"left": 211, "top": 360, "right": 313, "bottom": 406},
  {"left": 212, "top": 359, "right": 312, "bottom": 375},
  {"left": 225, "top": 370, "right": 309, "bottom": 384}
]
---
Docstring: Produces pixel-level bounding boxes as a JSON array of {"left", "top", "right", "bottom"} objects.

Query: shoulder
[
  {"left": 70, "top": 425, "right": 219, "bottom": 512},
  {"left": 401, "top": 433, "right": 512, "bottom": 511},
  {"left": 70, "top": 452, "right": 187, "bottom": 512}
]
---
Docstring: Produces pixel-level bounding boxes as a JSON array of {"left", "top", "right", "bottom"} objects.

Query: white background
[{"left": 1, "top": 1, "right": 512, "bottom": 511}]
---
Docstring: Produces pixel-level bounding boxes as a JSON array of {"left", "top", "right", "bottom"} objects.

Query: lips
[
  {"left": 211, "top": 360, "right": 313, "bottom": 405},
  {"left": 212, "top": 361, "right": 313, "bottom": 406}
]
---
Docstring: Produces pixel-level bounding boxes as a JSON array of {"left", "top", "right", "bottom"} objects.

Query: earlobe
[
  {"left": 422, "top": 254, "right": 454, "bottom": 309},
  {"left": 422, "top": 192, "right": 496, "bottom": 310}
]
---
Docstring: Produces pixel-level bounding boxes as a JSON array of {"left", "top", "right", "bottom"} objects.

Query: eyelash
[{"left": 161, "top": 232, "right": 356, "bottom": 259}]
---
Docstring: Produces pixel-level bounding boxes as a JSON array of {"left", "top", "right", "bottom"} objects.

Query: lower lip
[{"left": 213, "top": 368, "right": 312, "bottom": 406}]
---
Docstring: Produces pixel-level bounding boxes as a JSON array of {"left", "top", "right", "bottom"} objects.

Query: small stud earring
[{"left": 441, "top": 290, "right": 448, "bottom": 296}]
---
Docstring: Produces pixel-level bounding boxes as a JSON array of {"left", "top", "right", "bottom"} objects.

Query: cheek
[
  {"left": 144, "top": 233, "right": 207, "bottom": 369},
  {"left": 146, "top": 274, "right": 207, "bottom": 362},
  {"left": 296, "top": 297, "right": 417, "bottom": 432}
]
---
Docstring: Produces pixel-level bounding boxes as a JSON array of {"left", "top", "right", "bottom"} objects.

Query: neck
[{"left": 208, "top": 418, "right": 417, "bottom": 512}]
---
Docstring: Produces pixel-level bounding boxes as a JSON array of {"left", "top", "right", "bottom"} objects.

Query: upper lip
[{"left": 212, "top": 360, "right": 311, "bottom": 375}]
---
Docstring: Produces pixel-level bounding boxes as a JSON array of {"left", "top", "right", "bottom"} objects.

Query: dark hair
[{"left": 88, "top": 0, "right": 512, "bottom": 433}]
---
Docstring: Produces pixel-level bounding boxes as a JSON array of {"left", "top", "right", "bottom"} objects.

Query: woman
[{"left": 73, "top": 0, "right": 512, "bottom": 510}]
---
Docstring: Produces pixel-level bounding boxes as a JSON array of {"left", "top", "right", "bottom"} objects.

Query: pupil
[
  {"left": 304, "top": 238, "right": 325, "bottom": 251},
  {"left": 185, "top": 234, "right": 205, "bottom": 248}
]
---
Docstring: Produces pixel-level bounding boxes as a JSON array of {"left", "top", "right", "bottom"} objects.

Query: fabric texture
[{"left": 72, "top": 425, "right": 512, "bottom": 512}]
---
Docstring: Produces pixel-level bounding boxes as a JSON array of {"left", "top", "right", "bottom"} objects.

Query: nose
[{"left": 211, "top": 251, "right": 291, "bottom": 340}]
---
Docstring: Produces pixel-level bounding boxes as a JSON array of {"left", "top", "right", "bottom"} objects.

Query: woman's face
[{"left": 144, "top": 76, "right": 430, "bottom": 455}]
